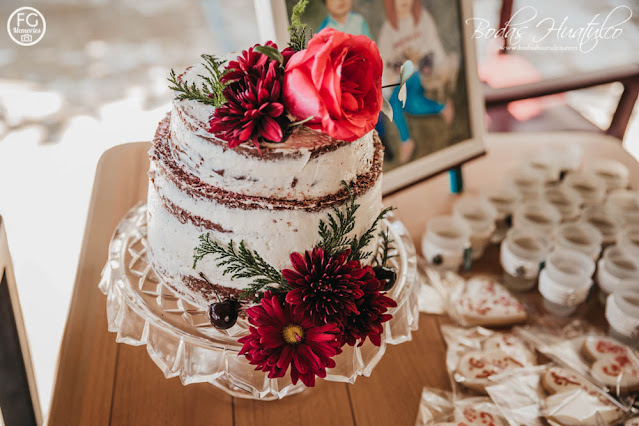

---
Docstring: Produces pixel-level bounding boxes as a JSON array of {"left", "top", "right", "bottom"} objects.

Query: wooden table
[{"left": 48, "top": 132, "right": 638, "bottom": 426}]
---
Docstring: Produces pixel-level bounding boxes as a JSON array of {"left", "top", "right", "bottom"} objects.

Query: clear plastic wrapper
[
  {"left": 441, "top": 325, "right": 537, "bottom": 396},
  {"left": 486, "top": 364, "right": 629, "bottom": 425},
  {"left": 415, "top": 387, "right": 508, "bottom": 426},
  {"left": 517, "top": 324, "right": 639, "bottom": 407}
]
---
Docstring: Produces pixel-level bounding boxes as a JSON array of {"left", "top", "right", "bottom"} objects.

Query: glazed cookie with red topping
[
  {"left": 590, "top": 354, "right": 639, "bottom": 392},
  {"left": 483, "top": 333, "right": 536, "bottom": 366},
  {"left": 582, "top": 336, "right": 629, "bottom": 362},
  {"left": 452, "top": 405, "right": 507, "bottom": 426},
  {"left": 455, "top": 277, "right": 527, "bottom": 327},
  {"left": 456, "top": 349, "right": 527, "bottom": 393}
]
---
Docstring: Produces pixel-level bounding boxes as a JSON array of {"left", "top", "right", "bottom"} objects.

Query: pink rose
[{"left": 283, "top": 28, "right": 383, "bottom": 142}]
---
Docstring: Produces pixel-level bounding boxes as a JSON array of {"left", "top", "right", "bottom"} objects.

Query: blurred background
[{"left": 0, "top": 0, "right": 637, "bottom": 421}]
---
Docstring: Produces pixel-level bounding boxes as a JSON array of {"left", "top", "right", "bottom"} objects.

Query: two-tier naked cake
[
  {"left": 147, "top": 62, "right": 384, "bottom": 309},
  {"left": 140, "top": 14, "right": 404, "bottom": 387}
]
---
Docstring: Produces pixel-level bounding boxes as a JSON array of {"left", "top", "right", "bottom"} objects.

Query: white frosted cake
[{"left": 147, "top": 63, "right": 384, "bottom": 308}]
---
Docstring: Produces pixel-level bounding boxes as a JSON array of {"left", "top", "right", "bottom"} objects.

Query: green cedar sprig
[
  {"left": 375, "top": 228, "right": 398, "bottom": 267},
  {"left": 350, "top": 206, "right": 395, "bottom": 261},
  {"left": 192, "top": 234, "right": 289, "bottom": 299},
  {"left": 317, "top": 181, "right": 395, "bottom": 261},
  {"left": 167, "top": 54, "right": 228, "bottom": 107},
  {"left": 288, "top": 0, "right": 310, "bottom": 51}
]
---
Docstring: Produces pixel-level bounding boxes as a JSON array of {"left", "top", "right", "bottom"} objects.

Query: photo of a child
[{"left": 285, "top": 0, "right": 471, "bottom": 172}]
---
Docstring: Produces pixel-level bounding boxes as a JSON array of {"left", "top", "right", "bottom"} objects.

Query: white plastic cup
[
  {"left": 422, "top": 216, "right": 472, "bottom": 272},
  {"left": 539, "top": 249, "right": 595, "bottom": 316},
  {"left": 563, "top": 172, "right": 607, "bottom": 207},
  {"left": 482, "top": 185, "right": 521, "bottom": 243},
  {"left": 513, "top": 201, "right": 562, "bottom": 236},
  {"left": 555, "top": 222, "right": 603, "bottom": 261},
  {"left": 606, "top": 290, "right": 639, "bottom": 348},
  {"left": 507, "top": 167, "right": 545, "bottom": 201},
  {"left": 597, "top": 245, "right": 639, "bottom": 304},
  {"left": 580, "top": 205, "right": 622, "bottom": 247},
  {"left": 453, "top": 197, "right": 497, "bottom": 260},
  {"left": 590, "top": 159, "right": 629, "bottom": 192},
  {"left": 540, "top": 142, "right": 583, "bottom": 175},
  {"left": 606, "top": 189, "right": 639, "bottom": 226},
  {"left": 525, "top": 154, "right": 560, "bottom": 185},
  {"left": 500, "top": 227, "right": 552, "bottom": 291},
  {"left": 618, "top": 225, "right": 639, "bottom": 261},
  {"left": 544, "top": 185, "right": 583, "bottom": 222}
]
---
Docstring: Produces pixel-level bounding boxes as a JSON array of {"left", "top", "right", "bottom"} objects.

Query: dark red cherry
[
  {"left": 373, "top": 265, "right": 398, "bottom": 291},
  {"left": 208, "top": 299, "right": 240, "bottom": 329}
]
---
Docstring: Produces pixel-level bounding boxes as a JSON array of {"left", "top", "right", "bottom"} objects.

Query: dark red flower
[
  {"left": 238, "top": 292, "right": 341, "bottom": 387},
  {"left": 340, "top": 267, "right": 396, "bottom": 347},
  {"left": 209, "top": 42, "right": 288, "bottom": 150},
  {"left": 221, "top": 41, "right": 278, "bottom": 85},
  {"left": 283, "top": 248, "right": 366, "bottom": 326}
]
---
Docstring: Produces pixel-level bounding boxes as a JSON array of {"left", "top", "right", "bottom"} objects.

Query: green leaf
[
  {"left": 288, "top": 0, "right": 310, "bottom": 51},
  {"left": 398, "top": 60, "right": 415, "bottom": 107},
  {"left": 254, "top": 45, "right": 284, "bottom": 65},
  {"left": 381, "top": 97, "right": 393, "bottom": 121}
]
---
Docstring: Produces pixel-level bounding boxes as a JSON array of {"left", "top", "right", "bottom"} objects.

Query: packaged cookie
[
  {"left": 441, "top": 325, "right": 536, "bottom": 395},
  {"left": 448, "top": 276, "right": 527, "bottom": 327},
  {"left": 486, "top": 364, "right": 628, "bottom": 426},
  {"left": 415, "top": 387, "right": 508, "bottom": 426},
  {"left": 518, "top": 326, "right": 639, "bottom": 403}
]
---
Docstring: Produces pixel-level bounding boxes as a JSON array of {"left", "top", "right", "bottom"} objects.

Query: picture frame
[
  {"left": 254, "top": 0, "right": 485, "bottom": 195},
  {"left": 0, "top": 217, "right": 42, "bottom": 426}
]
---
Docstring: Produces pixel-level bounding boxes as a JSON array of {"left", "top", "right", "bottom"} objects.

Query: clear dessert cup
[
  {"left": 507, "top": 167, "right": 545, "bottom": 201},
  {"left": 422, "top": 215, "right": 472, "bottom": 272},
  {"left": 580, "top": 205, "right": 622, "bottom": 247},
  {"left": 453, "top": 197, "right": 497, "bottom": 260},
  {"left": 538, "top": 248, "right": 595, "bottom": 316},
  {"left": 481, "top": 185, "right": 521, "bottom": 244},
  {"left": 605, "top": 289, "right": 639, "bottom": 348},
  {"left": 555, "top": 222, "right": 603, "bottom": 261},
  {"left": 597, "top": 245, "right": 639, "bottom": 304},
  {"left": 606, "top": 189, "right": 639, "bottom": 226},
  {"left": 589, "top": 159, "right": 629, "bottom": 193},
  {"left": 563, "top": 172, "right": 607, "bottom": 207},
  {"left": 543, "top": 185, "right": 583, "bottom": 223},
  {"left": 500, "top": 227, "right": 552, "bottom": 292},
  {"left": 513, "top": 201, "right": 562, "bottom": 236}
]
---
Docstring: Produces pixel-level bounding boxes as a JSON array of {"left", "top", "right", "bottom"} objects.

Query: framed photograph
[{"left": 255, "top": 0, "right": 485, "bottom": 194}]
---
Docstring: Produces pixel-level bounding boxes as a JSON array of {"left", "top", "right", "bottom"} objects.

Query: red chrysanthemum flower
[
  {"left": 283, "top": 248, "right": 366, "bottom": 326},
  {"left": 340, "top": 267, "right": 397, "bottom": 347},
  {"left": 209, "top": 43, "right": 288, "bottom": 150},
  {"left": 238, "top": 291, "right": 341, "bottom": 387}
]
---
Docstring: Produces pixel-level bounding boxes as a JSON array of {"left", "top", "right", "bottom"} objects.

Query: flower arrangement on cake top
[{"left": 168, "top": 0, "right": 411, "bottom": 151}]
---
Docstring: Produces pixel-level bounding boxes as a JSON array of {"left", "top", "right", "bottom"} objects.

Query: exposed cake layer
[
  {"left": 169, "top": 63, "right": 378, "bottom": 200},
  {"left": 147, "top": 116, "right": 384, "bottom": 309}
]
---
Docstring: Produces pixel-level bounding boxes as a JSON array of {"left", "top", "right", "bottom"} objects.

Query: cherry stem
[{"left": 199, "top": 272, "right": 222, "bottom": 303}]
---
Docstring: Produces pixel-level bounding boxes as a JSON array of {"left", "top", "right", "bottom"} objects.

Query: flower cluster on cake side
[{"left": 164, "top": 0, "right": 412, "bottom": 388}]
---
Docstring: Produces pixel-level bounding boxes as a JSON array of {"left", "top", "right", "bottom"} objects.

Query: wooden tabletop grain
[{"left": 48, "top": 132, "right": 637, "bottom": 426}]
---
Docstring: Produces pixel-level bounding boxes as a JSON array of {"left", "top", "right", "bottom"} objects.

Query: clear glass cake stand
[{"left": 99, "top": 204, "right": 420, "bottom": 400}]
